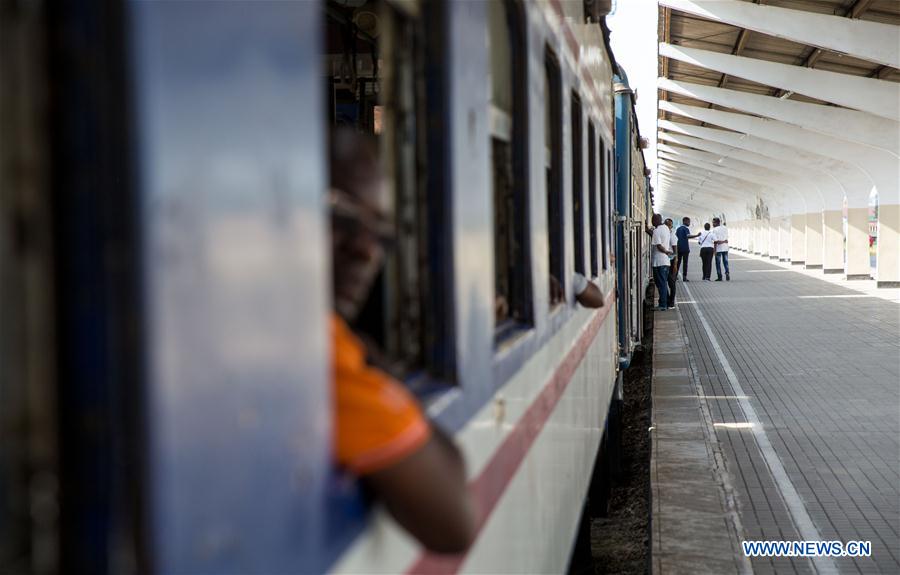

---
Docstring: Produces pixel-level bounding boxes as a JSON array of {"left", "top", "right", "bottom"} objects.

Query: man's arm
[
  {"left": 366, "top": 427, "right": 476, "bottom": 554},
  {"left": 575, "top": 282, "right": 605, "bottom": 308}
]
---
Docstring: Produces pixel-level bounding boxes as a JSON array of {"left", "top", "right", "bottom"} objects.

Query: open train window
[
  {"left": 489, "top": 0, "right": 531, "bottom": 337},
  {"left": 545, "top": 50, "right": 564, "bottom": 307},
  {"left": 325, "top": 0, "right": 453, "bottom": 383},
  {"left": 601, "top": 142, "right": 610, "bottom": 270},
  {"left": 571, "top": 92, "right": 585, "bottom": 276},
  {"left": 588, "top": 121, "right": 598, "bottom": 278}
]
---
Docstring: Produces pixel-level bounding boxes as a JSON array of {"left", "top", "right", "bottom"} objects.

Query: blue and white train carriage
[{"left": 0, "top": 0, "right": 653, "bottom": 573}]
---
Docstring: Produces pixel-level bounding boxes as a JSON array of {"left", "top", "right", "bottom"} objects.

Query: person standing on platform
[
  {"left": 698, "top": 222, "right": 715, "bottom": 281},
  {"left": 665, "top": 218, "right": 678, "bottom": 308},
  {"left": 713, "top": 217, "right": 730, "bottom": 281},
  {"left": 649, "top": 214, "right": 673, "bottom": 311},
  {"left": 675, "top": 217, "right": 700, "bottom": 281}
]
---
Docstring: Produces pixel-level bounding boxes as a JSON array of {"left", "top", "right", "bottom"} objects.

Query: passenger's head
[
  {"left": 704, "top": 222, "right": 711, "bottom": 231},
  {"left": 682, "top": 217, "right": 690, "bottom": 225},
  {"left": 329, "top": 128, "right": 393, "bottom": 321},
  {"left": 652, "top": 213, "right": 662, "bottom": 226},
  {"left": 713, "top": 217, "right": 721, "bottom": 227},
  {"left": 664, "top": 218, "right": 673, "bottom": 229}
]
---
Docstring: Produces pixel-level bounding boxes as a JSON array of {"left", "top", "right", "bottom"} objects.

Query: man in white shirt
[
  {"left": 649, "top": 213, "right": 673, "bottom": 310},
  {"left": 712, "top": 217, "right": 730, "bottom": 281}
]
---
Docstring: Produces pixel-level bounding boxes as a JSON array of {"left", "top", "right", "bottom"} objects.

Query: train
[{"left": 0, "top": 0, "right": 652, "bottom": 573}]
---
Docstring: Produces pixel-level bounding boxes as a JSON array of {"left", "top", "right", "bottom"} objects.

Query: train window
[
  {"left": 545, "top": 50, "right": 564, "bottom": 307},
  {"left": 325, "top": 0, "right": 453, "bottom": 381},
  {"left": 588, "top": 121, "right": 598, "bottom": 278},
  {"left": 570, "top": 93, "right": 585, "bottom": 276},
  {"left": 600, "top": 142, "right": 609, "bottom": 270},
  {"left": 489, "top": 0, "right": 531, "bottom": 334}
]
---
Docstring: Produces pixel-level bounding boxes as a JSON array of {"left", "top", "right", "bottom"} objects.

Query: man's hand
[
  {"left": 549, "top": 275, "right": 564, "bottom": 304},
  {"left": 575, "top": 282, "right": 605, "bottom": 309},
  {"left": 494, "top": 296, "right": 509, "bottom": 322}
]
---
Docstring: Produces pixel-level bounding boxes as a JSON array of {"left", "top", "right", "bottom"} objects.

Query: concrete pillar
[
  {"left": 805, "top": 212, "right": 824, "bottom": 269},
  {"left": 757, "top": 221, "right": 767, "bottom": 255},
  {"left": 876, "top": 204, "right": 900, "bottom": 288},
  {"left": 791, "top": 213, "right": 807, "bottom": 264},
  {"left": 780, "top": 217, "right": 791, "bottom": 261},
  {"left": 769, "top": 221, "right": 779, "bottom": 259},
  {"left": 753, "top": 220, "right": 766, "bottom": 255},
  {"left": 846, "top": 207, "right": 871, "bottom": 279},
  {"left": 822, "top": 210, "right": 843, "bottom": 273}
]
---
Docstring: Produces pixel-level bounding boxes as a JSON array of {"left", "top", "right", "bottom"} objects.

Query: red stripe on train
[{"left": 405, "top": 291, "right": 614, "bottom": 575}]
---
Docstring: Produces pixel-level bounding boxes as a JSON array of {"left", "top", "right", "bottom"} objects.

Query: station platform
[{"left": 650, "top": 252, "right": 900, "bottom": 575}]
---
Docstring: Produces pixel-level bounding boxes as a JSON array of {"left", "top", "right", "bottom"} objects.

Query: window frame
[
  {"left": 588, "top": 121, "right": 598, "bottom": 278},
  {"left": 544, "top": 48, "right": 564, "bottom": 307},
  {"left": 570, "top": 91, "right": 585, "bottom": 277},
  {"left": 490, "top": 0, "right": 533, "bottom": 342},
  {"left": 600, "top": 139, "right": 609, "bottom": 270}
]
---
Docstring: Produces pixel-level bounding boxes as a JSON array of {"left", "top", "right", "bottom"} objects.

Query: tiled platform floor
[{"left": 670, "top": 252, "right": 900, "bottom": 574}]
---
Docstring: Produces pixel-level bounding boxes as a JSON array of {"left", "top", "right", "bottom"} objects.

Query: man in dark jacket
[{"left": 674, "top": 217, "right": 700, "bottom": 281}]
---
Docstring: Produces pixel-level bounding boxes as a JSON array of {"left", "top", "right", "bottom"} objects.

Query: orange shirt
[{"left": 333, "top": 315, "right": 431, "bottom": 475}]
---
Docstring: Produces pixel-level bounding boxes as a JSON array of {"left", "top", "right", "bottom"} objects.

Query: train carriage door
[{"left": 131, "top": 2, "right": 333, "bottom": 572}]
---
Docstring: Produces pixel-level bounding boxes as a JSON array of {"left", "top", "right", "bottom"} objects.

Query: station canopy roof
[
  {"left": 659, "top": 0, "right": 900, "bottom": 120},
  {"left": 655, "top": 0, "right": 900, "bottom": 220}
]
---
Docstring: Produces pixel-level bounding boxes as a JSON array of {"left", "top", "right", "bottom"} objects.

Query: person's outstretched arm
[
  {"left": 575, "top": 282, "right": 605, "bottom": 308},
  {"left": 367, "top": 427, "right": 476, "bottom": 553}
]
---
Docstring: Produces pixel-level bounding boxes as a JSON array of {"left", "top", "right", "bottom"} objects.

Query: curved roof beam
[
  {"left": 659, "top": 120, "right": 872, "bottom": 209},
  {"left": 658, "top": 131, "right": 832, "bottom": 208},
  {"left": 659, "top": 43, "right": 900, "bottom": 121},
  {"left": 660, "top": 144, "right": 800, "bottom": 191},
  {"left": 659, "top": 100, "right": 891, "bottom": 205},
  {"left": 658, "top": 179, "right": 745, "bottom": 207},
  {"left": 655, "top": 186, "right": 745, "bottom": 222},
  {"left": 658, "top": 162, "right": 772, "bottom": 196},
  {"left": 658, "top": 176, "right": 768, "bottom": 217},
  {"left": 658, "top": 150, "right": 806, "bottom": 212},
  {"left": 658, "top": 162, "right": 782, "bottom": 205},
  {"left": 658, "top": 120, "right": 875, "bottom": 203},
  {"left": 657, "top": 179, "right": 788, "bottom": 220},
  {"left": 658, "top": 170, "right": 759, "bottom": 203},
  {"left": 659, "top": 0, "right": 900, "bottom": 68},
  {"left": 658, "top": 78, "right": 900, "bottom": 155},
  {"left": 655, "top": 192, "right": 742, "bottom": 221}
]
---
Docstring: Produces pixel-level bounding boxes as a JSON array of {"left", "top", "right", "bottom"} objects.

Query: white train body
[{"left": 329, "top": 1, "right": 631, "bottom": 573}]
